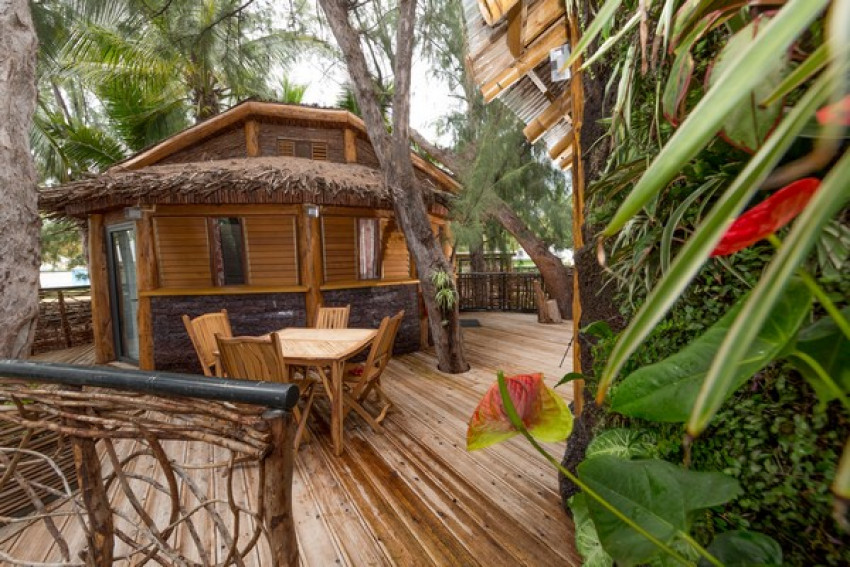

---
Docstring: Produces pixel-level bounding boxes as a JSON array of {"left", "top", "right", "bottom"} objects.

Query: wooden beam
[
  {"left": 343, "top": 128, "right": 358, "bottom": 163},
  {"left": 505, "top": 3, "right": 525, "bottom": 58},
  {"left": 523, "top": 91, "right": 572, "bottom": 143},
  {"left": 136, "top": 214, "right": 157, "bottom": 370},
  {"left": 470, "top": 0, "right": 565, "bottom": 64},
  {"left": 298, "top": 204, "right": 323, "bottom": 326},
  {"left": 547, "top": 131, "right": 575, "bottom": 162},
  {"left": 481, "top": 16, "right": 567, "bottom": 103},
  {"left": 88, "top": 214, "right": 114, "bottom": 364},
  {"left": 566, "top": 8, "right": 587, "bottom": 416},
  {"left": 245, "top": 119, "right": 260, "bottom": 157},
  {"left": 477, "top": 0, "right": 520, "bottom": 26}
]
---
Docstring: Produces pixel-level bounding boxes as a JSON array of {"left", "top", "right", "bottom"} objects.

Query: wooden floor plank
[{"left": 2, "top": 313, "right": 579, "bottom": 566}]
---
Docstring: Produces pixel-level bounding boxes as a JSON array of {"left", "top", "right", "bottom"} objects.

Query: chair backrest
[
  {"left": 361, "top": 310, "right": 404, "bottom": 381},
  {"left": 183, "top": 310, "right": 233, "bottom": 376},
  {"left": 315, "top": 305, "right": 351, "bottom": 329},
  {"left": 215, "top": 333, "right": 289, "bottom": 383}
]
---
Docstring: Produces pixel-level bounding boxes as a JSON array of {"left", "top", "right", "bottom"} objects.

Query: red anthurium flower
[
  {"left": 467, "top": 373, "right": 572, "bottom": 451},
  {"left": 711, "top": 178, "right": 821, "bottom": 257},
  {"left": 816, "top": 94, "right": 850, "bottom": 126}
]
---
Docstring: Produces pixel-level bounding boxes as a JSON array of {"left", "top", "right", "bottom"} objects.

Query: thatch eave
[{"left": 39, "top": 156, "right": 452, "bottom": 218}]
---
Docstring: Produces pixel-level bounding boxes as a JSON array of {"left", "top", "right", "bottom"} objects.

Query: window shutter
[{"left": 277, "top": 138, "right": 295, "bottom": 157}]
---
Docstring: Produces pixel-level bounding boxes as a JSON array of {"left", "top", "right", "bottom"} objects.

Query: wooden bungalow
[{"left": 39, "top": 101, "right": 458, "bottom": 372}]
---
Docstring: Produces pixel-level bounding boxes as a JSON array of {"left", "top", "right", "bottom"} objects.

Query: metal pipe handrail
[{"left": 0, "top": 360, "right": 300, "bottom": 411}]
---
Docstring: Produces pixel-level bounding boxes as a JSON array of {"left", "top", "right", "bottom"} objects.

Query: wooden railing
[
  {"left": 457, "top": 272, "right": 541, "bottom": 312},
  {"left": 0, "top": 361, "right": 300, "bottom": 566},
  {"left": 32, "top": 286, "right": 93, "bottom": 354}
]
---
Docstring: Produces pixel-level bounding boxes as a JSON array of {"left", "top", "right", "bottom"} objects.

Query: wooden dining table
[{"left": 273, "top": 328, "right": 377, "bottom": 456}]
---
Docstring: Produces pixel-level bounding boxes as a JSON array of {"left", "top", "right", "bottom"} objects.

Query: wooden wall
[
  {"left": 381, "top": 219, "right": 411, "bottom": 280},
  {"left": 259, "top": 123, "right": 345, "bottom": 163},
  {"left": 321, "top": 216, "right": 358, "bottom": 283},
  {"left": 243, "top": 215, "right": 299, "bottom": 286},
  {"left": 153, "top": 217, "right": 213, "bottom": 287},
  {"left": 160, "top": 126, "right": 247, "bottom": 164}
]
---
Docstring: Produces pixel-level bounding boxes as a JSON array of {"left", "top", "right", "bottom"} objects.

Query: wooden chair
[
  {"left": 315, "top": 305, "right": 351, "bottom": 329},
  {"left": 182, "top": 310, "right": 233, "bottom": 377},
  {"left": 342, "top": 310, "right": 404, "bottom": 430},
  {"left": 215, "top": 333, "right": 316, "bottom": 450}
]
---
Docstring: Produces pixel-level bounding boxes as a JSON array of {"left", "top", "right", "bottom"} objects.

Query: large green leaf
[
  {"left": 699, "top": 531, "right": 783, "bottom": 566},
  {"left": 569, "top": 494, "right": 614, "bottom": 567},
  {"left": 611, "top": 280, "right": 811, "bottom": 422},
  {"left": 578, "top": 456, "right": 741, "bottom": 566},
  {"left": 790, "top": 307, "right": 850, "bottom": 405},
  {"left": 689, "top": 150, "right": 850, "bottom": 435},
  {"left": 585, "top": 428, "right": 657, "bottom": 460},
  {"left": 602, "top": 0, "right": 829, "bottom": 236},
  {"left": 596, "top": 66, "right": 834, "bottom": 403},
  {"left": 708, "top": 17, "right": 788, "bottom": 153}
]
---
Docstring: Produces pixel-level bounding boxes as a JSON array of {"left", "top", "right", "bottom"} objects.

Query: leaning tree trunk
[
  {"left": 411, "top": 129, "right": 572, "bottom": 318},
  {"left": 319, "top": 0, "right": 469, "bottom": 373},
  {"left": 0, "top": 1, "right": 40, "bottom": 359},
  {"left": 490, "top": 199, "right": 572, "bottom": 319}
]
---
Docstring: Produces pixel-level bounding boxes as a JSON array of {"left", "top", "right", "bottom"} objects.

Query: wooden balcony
[{"left": 1, "top": 313, "right": 579, "bottom": 565}]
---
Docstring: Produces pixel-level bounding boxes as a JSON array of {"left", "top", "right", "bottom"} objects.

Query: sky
[{"left": 284, "top": 53, "right": 462, "bottom": 145}]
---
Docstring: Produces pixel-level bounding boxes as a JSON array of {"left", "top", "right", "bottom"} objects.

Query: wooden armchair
[
  {"left": 343, "top": 310, "right": 404, "bottom": 430},
  {"left": 215, "top": 333, "right": 316, "bottom": 450},
  {"left": 315, "top": 305, "right": 351, "bottom": 329},
  {"left": 182, "top": 310, "right": 233, "bottom": 377}
]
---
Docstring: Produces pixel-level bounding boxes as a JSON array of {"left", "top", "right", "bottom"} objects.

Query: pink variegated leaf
[{"left": 467, "top": 373, "right": 573, "bottom": 451}]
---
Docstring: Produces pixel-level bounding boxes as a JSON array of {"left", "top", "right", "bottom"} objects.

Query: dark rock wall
[
  {"left": 322, "top": 283, "right": 420, "bottom": 354},
  {"left": 151, "top": 293, "right": 307, "bottom": 373}
]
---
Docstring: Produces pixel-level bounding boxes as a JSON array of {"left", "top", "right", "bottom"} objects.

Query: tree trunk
[
  {"left": 490, "top": 199, "right": 572, "bottom": 319},
  {"left": 0, "top": 1, "right": 40, "bottom": 359},
  {"left": 469, "top": 244, "right": 486, "bottom": 272},
  {"left": 318, "top": 0, "right": 469, "bottom": 373}
]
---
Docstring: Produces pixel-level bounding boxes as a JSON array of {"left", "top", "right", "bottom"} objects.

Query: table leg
[{"left": 331, "top": 359, "right": 345, "bottom": 456}]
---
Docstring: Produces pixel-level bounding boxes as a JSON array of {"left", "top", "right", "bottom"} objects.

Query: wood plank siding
[
  {"left": 243, "top": 215, "right": 299, "bottom": 286},
  {"left": 1, "top": 313, "right": 579, "bottom": 566},
  {"left": 153, "top": 216, "right": 213, "bottom": 288},
  {"left": 321, "top": 216, "right": 358, "bottom": 283}
]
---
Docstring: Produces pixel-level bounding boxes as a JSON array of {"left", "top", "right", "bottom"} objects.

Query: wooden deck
[{"left": 3, "top": 313, "right": 580, "bottom": 565}]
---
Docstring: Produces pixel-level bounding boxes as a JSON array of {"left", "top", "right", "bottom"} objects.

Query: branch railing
[
  {"left": 33, "top": 286, "right": 93, "bottom": 354},
  {"left": 457, "top": 272, "right": 541, "bottom": 312},
  {"left": 0, "top": 360, "right": 300, "bottom": 566}
]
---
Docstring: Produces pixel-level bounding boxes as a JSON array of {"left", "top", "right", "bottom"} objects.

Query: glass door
[{"left": 106, "top": 225, "right": 139, "bottom": 362}]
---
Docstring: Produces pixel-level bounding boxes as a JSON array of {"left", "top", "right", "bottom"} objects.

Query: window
[
  {"left": 311, "top": 143, "right": 328, "bottom": 161},
  {"left": 210, "top": 217, "right": 246, "bottom": 286},
  {"left": 278, "top": 138, "right": 329, "bottom": 161},
  {"left": 277, "top": 139, "right": 295, "bottom": 157},
  {"left": 358, "top": 218, "right": 380, "bottom": 280}
]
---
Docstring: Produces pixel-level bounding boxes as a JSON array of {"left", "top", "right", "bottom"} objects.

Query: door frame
[{"left": 105, "top": 222, "right": 139, "bottom": 364}]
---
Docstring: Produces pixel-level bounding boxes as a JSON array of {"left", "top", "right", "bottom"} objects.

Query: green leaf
[
  {"left": 585, "top": 428, "right": 656, "bottom": 460},
  {"left": 790, "top": 307, "right": 850, "bottom": 404},
  {"left": 689, "top": 149, "right": 850, "bottom": 435},
  {"left": 556, "top": 372, "right": 585, "bottom": 388},
  {"left": 583, "top": 320, "right": 614, "bottom": 339},
  {"left": 602, "top": 0, "right": 829, "bottom": 236},
  {"left": 761, "top": 43, "right": 829, "bottom": 106},
  {"left": 579, "top": 456, "right": 741, "bottom": 566},
  {"left": 708, "top": 17, "right": 788, "bottom": 153},
  {"left": 660, "top": 177, "right": 723, "bottom": 274},
  {"left": 699, "top": 531, "right": 783, "bottom": 566},
  {"left": 596, "top": 63, "right": 834, "bottom": 404},
  {"left": 611, "top": 280, "right": 811, "bottom": 422},
  {"left": 569, "top": 494, "right": 614, "bottom": 567},
  {"left": 562, "top": 0, "right": 624, "bottom": 70}
]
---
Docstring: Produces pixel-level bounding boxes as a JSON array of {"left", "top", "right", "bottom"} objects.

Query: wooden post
[
  {"left": 343, "top": 128, "right": 357, "bottom": 163},
  {"left": 245, "top": 120, "right": 261, "bottom": 157},
  {"left": 136, "top": 214, "right": 157, "bottom": 370},
  {"left": 567, "top": 7, "right": 586, "bottom": 417},
  {"left": 261, "top": 409, "right": 298, "bottom": 566},
  {"left": 88, "top": 214, "right": 114, "bottom": 363},
  {"left": 58, "top": 290, "right": 72, "bottom": 348},
  {"left": 71, "top": 434, "right": 114, "bottom": 565},
  {"left": 298, "top": 205, "right": 323, "bottom": 326}
]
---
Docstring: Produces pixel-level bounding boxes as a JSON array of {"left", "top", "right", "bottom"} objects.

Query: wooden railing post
[
  {"left": 262, "top": 409, "right": 298, "bottom": 567},
  {"left": 71, "top": 434, "right": 114, "bottom": 566}
]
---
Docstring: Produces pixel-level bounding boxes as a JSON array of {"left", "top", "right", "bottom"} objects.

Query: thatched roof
[
  {"left": 39, "top": 156, "right": 451, "bottom": 218},
  {"left": 463, "top": 0, "right": 576, "bottom": 169}
]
